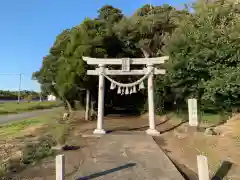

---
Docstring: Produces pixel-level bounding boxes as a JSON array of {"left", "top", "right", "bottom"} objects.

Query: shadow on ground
[
  {"left": 155, "top": 136, "right": 234, "bottom": 180},
  {"left": 105, "top": 107, "right": 141, "bottom": 117},
  {"left": 212, "top": 161, "right": 233, "bottom": 180},
  {"left": 106, "top": 118, "right": 170, "bottom": 134},
  {"left": 171, "top": 160, "right": 198, "bottom": 180},
  {"left": 62, "top": 145, "right": 81, "bottom": 151},
  {"left": 160, "top": 121, "right": 187, "bottom": 134},
  {"left": 154, "top": 137, "right": 198, "bottom": 180},
  {"left": 76, "top": 163, "right": 136, "bottom": 180}
]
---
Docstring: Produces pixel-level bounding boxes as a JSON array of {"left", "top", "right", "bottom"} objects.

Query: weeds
[
  {"left": 0, "top": 135, "right": 57, "bottom": 177},
  {"left": 0, "top": 111, "right": 76, "bottom": 177},
  {"left": 22, "top": 136, "right": 56, "bottom": 165},
  {"left": 52, "top": 113, "right": 72, "bottom": 148},
  {"left": 0, "top": 101, "right": 62, "bottom": 115}
]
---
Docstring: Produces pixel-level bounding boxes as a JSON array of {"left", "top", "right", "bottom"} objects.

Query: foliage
[
  {"left": 53, "top": 117, "right": 70, "bottom": 146},
  {"left": 0, "top": 101, "right": 61, "bottom": 115},
  {"left": 0, "top": 110, "right": 63, "bottom": 177},
  {"left": 0, "top": 135, "right": 56, "bottom": 177},
  {"left": 33, "top": 1, "right": 240, "bottom": 114},
  {"left": 0, "top": 90, "right": 43, "bottom": 101},
  {"left": 24, "top": 95, "right": 32, "bottom": 102},
  {"left": 33, "top": 4, "right": 187, "bottom": 112},
  {"left": 164, "top": 0, "right": 240, "bottom": 111},
  {"left": 22, "top": 136, "right": 56, "bottom": 165}
]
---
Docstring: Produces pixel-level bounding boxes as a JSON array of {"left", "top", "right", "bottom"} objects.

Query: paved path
[
  {"left": 0, "top": 108, "right": 60, "bottom": 124},
  {"left": 75, "top": 134, "right": 184, "bottom": 180}
]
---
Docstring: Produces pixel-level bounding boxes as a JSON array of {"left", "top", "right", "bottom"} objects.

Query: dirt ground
[{"left": 2, "top": 111, "right": 240, "bottom": 180}]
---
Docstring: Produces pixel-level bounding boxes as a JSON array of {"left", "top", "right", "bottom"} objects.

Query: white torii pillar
[
  {"left": 145, "top": 64, "right": 160, "bottom": 136},
  {"left": 93, "top": 64, "right": 106, "bottom": 134}
]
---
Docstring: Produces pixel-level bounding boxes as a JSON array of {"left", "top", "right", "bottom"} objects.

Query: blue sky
[{"left": 0, "top": 0, "right": 191, "bottom": 92}]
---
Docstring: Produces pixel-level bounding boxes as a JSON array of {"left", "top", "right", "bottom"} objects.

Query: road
[{"left": 0, "top": 108, "right": 60, "bottom": 124}]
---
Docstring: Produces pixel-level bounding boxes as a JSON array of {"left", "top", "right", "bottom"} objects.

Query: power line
[
  {"left": 18, "top": 74, "right": 22, "bottom": 103},
  {"left": 0, "top": 73, "right": 22, "bottom": 75},
  {"left": 0, "top": 73, "right": 33, "bottom": 77}
]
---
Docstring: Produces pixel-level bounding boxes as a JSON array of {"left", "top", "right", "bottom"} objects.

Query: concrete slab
[{"left": 74, "top": 134, "right": 185, "bottom": 180}]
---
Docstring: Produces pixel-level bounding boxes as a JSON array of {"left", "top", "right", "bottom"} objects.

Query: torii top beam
[{"left": 82, "top": 56, "right": 169, "bottom": 65}]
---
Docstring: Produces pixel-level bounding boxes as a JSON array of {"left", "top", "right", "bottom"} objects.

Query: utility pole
[
  {"left": 17, "top": 73, "right": 22, "bottom": 103},
  {"left": 39, "top": 91, "right": 42, "bottom": 102}
]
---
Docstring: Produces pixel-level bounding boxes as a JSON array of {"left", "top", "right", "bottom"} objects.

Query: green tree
[
  {"left": 33, "top": 4, "right": 192, "bottom": 114},
  {"left": 165, "top": 0, "right": 240, "bottom": 111},
  {"left": 33, "top": 6, "right": 125, "bottom": 112}
]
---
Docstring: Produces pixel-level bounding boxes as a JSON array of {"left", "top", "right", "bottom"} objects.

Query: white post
[
  {"left": 188, "top": 98, "right": 198, "bottom": 127},
  {"left": 90, "top": 100, "right": 94, "bottom": 117},
  {"left": 17, "top": 73, "right": 22, "bottom": 103},
  {"left": 85, "top": 90, "right": 90, "bottom": 121},
  {"left": 197, "top": 155, "right": 209, "bottom": 180},
  {"left": 56, "top": 154, "right": 65, "bottom": 180},
  {"left": 39, "top": 92, "right": 42, "bottom": 102},
  {"left": 146, "top": 64, "right": 160, "bottom": 136},
  {"left": 93, "top": 64, "right": 106, "bottom": 134}
]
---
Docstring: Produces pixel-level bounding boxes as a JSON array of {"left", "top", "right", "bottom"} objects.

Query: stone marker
[
  {"left": 197, "top": 155, "right": 209, "bottom": 180},
  {"left": 188, "top": 98, "right": 198, "bottom": 127}
]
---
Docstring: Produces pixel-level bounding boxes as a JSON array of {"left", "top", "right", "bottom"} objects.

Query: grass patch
[
  {"left": 0, "top": 108, "right": 64, "bottom": 139},
  {"left": 22, "top": 136, "right": 56, "bottom": 165},
  {"left": 0, "top": 101, "right": 62, "bottom": 115},
  {"left": 200, "top": 112, "right": 230, "bottom": 125},
  {"left": 165, "top": 110, "right": 230, "bottom": 125},
  {"left": 201, "top": 113, "right": 222, "bottom": 124},
  {"left": 0, "top": 135, "right": 57, "bottom": 177},
  {"left": 0, "top": 108, "right": 66, "bottom": 176}
]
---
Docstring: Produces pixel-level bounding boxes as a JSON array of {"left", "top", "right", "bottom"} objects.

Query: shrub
[
  {"left": 24, "top": 95, "right": 32, "bottom": 103},
  {"left": 53, "top": 121, "right": 70, "bottom": 147},
  {"left": 22, "top": 136, "right": 56, "bottom": 165},
  {"left": 0, "top": 162, "right": 7, "bottom": 176},
  {"left": 0, "top": 135, "right": 56, "bottom": 177}
]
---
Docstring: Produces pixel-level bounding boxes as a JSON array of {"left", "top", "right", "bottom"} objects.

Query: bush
[
  {"left": 26, "top": 103, "right": 60, "bottom": 111},
  {"left": 22, "top": 136, "right": 56, "bottom": 165},
  {"left": 7, "top": 158, "right": 23, "bottom": 173},
  {"left": 53, "top": 120, "right": 70, "bottom": 147},
  {"left": 0, "top": 162, "right": 8, "bottom": 176},
  {"left": 24, "top": 95, "right": 32, "bottom": 102},
  {"left": 0, "top": 136, "right": 56, "bottom": 177}
]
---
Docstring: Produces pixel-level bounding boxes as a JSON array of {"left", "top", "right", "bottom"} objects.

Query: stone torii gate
[{"left": 83, "top": 56, "right": 168, "bottom": 136}]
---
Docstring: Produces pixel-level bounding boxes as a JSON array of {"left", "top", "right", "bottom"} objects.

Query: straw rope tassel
[
  {"left": 130, "top": 88, "right": 133, "bottom": 94},
  {"left": 125, "top": 87, "right": 129, "bottom": 95},
  {"left": 139, "top": 81, "right": 145, "bottom": 89},
  {"left": 133, "top": 86, "right": 137, "bottom": 93},
  {"left": 117, "top": 86, "right": 121, "bottom": 94},
  {"left": 121, "top": 88, "right": 125, "bottom": 95},
  {"left": 110, "top": 82, "right": 116, "bottom": 90}
]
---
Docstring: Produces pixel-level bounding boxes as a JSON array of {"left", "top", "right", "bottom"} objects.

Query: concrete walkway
[
  {"left": 75, "top": 134, "right": 184, "bottom": 180},
  {"left": 0, "top": 108, "right": 60, "bottom": 124}
]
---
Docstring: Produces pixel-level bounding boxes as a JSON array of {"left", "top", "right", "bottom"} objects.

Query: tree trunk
[
  {"left": 141, "top": 48, "right": 150, "bottom": 58},
  {"left": 65, "top": 100, "right": 73, "bottom": 113}
]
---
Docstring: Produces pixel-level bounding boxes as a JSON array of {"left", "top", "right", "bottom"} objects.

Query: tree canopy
[
  {"left": 33, "top": 0, "right": 240, "bottom": 113},
  {"left": 0, "top": 90, "right": 41, "bottom": 100},
  {"left": 165, "top": 0, "right": 240, "bottom": 111}
]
